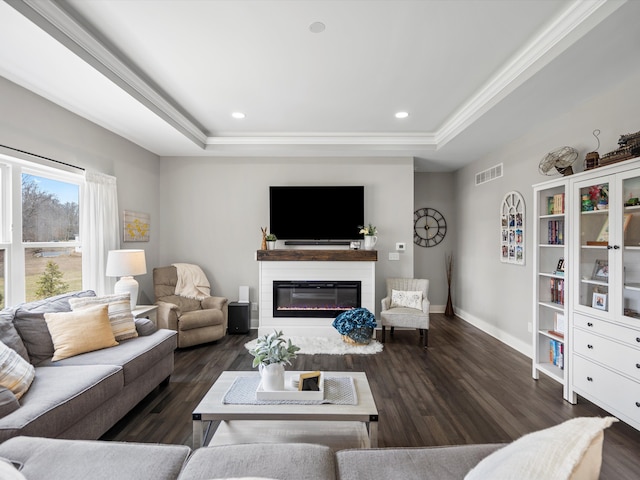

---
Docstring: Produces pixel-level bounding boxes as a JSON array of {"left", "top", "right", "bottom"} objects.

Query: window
[{"left": 0, "top": 155, "right": 82, "bottom": 305}]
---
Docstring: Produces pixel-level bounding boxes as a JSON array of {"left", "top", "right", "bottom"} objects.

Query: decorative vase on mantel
[{"left": 363, "top": 235, "right": 377, "bottom": 251}]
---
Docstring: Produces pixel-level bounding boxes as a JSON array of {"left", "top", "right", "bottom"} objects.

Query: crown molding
[
  {"left": 4, "top": 0, "right": 626, "bottom": 155},
  {"left": 436, "top": 0, "right": 626, "bottom": 148},
  {"left": 205, "top": 134, "right": 438, "bottom": 147},
  {"left": 5, "top": 0, "right": 208, "bottom": 148}
]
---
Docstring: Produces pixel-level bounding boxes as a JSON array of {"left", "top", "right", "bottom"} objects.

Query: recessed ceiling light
[
  {"left": 395, "top": 111, "right": 409, "bottom": 119},
  {"left": 309, "top": 21, "right": 326, "bottom": 33},
  {"left": 231, "top": 112, "right": 245, "bottom": 119}
]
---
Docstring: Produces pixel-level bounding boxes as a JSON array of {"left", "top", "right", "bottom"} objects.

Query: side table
[
  {"left": 228, "top": 302, "right": 250, "bottom": 334},
  {"left": 132, "top": 304, "right": 158, "bottom": 326}
]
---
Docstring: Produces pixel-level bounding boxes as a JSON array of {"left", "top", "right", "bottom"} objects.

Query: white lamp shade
[{"left": 106, "top": 249, "right": 147, "bottom": 277}]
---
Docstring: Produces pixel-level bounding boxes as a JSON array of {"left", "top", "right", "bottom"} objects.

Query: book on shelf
[
  {"left": 547, "top": 220, "right": 564, "bottom": 244},
  {"left": 549, "top": 339, "right": 564, "bottom": 369},
  {"left": 550, "top": 278, "right": 564, "bottom": 305},
  {"left": 547, "top": 193, "right": 565, "bottom": 215}
]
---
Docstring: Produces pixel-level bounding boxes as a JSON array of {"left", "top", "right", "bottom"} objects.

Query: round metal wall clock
[{"left": 414, "top": 207, "right": 447, "bottom": 247}]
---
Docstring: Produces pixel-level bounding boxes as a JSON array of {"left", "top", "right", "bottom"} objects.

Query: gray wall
[
  {"left": 414, "top": 172, "right": 456, "bottom": 310},
  {"left": 158, "top": 157, "right": 415, "bottom": 322},
  {"left": 0, "top": 76, "right": 161, "bottom": 304},
  {"left": 4, "top": 64, "right": 640, "bottom": 356},
  {"left": 452, "top": 70, "right": 640, "bottom": 356}
]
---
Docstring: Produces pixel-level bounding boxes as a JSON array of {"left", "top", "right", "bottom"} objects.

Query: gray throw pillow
[
  {"left": 13, "top": 290, "right": 96, "bottom": 365},
  {"left": 0, "top": 309, "right": 29, "bottom": 362},
  {"left": 134, "top": 317, "right": 157, "bottom": 336}
]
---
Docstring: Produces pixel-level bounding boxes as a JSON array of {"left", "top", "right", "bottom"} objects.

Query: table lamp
[{"left": 105, "top": 249, "right": 147, "bottom": 310}]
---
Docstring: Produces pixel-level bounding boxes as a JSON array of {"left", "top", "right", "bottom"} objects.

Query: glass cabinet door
[
  {"left": 621, "top": 172, "right": 640, "bottom": 321},
  {"left": 575, "top": 179, "right": 611, "bottom": 315}
]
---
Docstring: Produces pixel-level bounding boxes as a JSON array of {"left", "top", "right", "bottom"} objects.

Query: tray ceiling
[{"left": 1, "top": 0, "right": 638, "bottom": 171}]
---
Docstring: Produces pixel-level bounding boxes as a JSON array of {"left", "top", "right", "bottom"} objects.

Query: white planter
[
  {"left": 363, "top": 235, "right": 377, "bottom": 250},
  {"left": 267, "top": 241, "right": 277, "bottom": 250},
  {"left": 259, "top": 363, "right": 285, "bottom": 391}
]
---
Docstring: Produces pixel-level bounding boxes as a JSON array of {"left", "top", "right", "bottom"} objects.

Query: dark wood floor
[{"left": 103, "top": 314, "right": 640, "bottom": 479}]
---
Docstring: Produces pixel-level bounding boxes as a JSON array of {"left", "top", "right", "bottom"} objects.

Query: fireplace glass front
[{"left": 273, "top": 281, "right": 361, "bottom": 318}]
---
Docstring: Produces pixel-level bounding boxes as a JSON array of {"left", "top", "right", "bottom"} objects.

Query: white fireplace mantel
[{"left": 257, "top": 250, "right": 377, "bottom": 337}]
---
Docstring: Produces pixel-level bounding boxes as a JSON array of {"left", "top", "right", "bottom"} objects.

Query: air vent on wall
[{"left": 475, "top": 163, "right": 503, "bottom": 186}]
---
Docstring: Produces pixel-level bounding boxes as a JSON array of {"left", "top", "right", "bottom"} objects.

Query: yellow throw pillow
[
  {"left": 69, "top": 293, "right": 138, "bottom": 341},
  {"left": 44, "top": 305, "right": 118, "bottom": 361},
  {"left": 0, "top": 340, "right": 35, "bottom": 400}
]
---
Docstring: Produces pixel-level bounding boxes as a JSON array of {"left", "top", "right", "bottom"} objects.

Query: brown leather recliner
[{"left": 153, "top": 265, "right": 228, "bottom": 348}]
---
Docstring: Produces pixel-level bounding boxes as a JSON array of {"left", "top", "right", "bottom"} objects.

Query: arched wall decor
[{"left": 500, "top": 191, "right": 525, "bottom": 265}]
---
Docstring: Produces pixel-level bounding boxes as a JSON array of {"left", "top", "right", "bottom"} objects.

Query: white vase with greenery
[
  {"left": 359, "top": 223, "right": 378, "bottom": 250},
  {"left": 249, "top": 330, "right": 300, "bottom": 391}
]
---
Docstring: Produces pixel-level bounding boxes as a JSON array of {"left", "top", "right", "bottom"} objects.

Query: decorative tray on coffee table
[{"left": 256, "top": 371, "right": 324, "bottom": 401}]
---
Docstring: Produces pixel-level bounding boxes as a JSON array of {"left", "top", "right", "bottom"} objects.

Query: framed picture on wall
[
  {"left": 500, "top": 191, "right": 525, "bottom": 265},
  {"left": 123, "top": 210, "right": 150, "bottom": 242}
]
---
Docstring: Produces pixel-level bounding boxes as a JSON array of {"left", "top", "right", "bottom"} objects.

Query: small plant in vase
[
  {"left": 359, "top": 223, "right": 378, "bottom": 250},
  {"left": 265, "top": 233, "right": 277, "bottom": 250},
  {"left": 249, "top": 330, "right": 300, "bottom": 391}
]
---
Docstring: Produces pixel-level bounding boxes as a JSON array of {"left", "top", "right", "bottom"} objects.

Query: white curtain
[{"left": 81, "top": 171, "right": 119, "bottom": 295}]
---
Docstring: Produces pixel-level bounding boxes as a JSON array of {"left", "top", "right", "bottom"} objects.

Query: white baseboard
[
  {"left": 429, "top": 305, "right": 445, "bottom": 313},
  {"left": 454, "top": 307, "right": 532, "bottom": 359}
]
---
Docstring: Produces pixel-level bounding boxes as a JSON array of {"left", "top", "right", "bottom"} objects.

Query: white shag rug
[{"left": 244, "top": 336, "right": 383, "bottom": 355}]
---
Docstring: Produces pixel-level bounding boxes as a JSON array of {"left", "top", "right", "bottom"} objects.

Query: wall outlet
[
  {"left": 251, "top": 302, "right": 258, "bottom": 312},
  {"left": 527, "top": 322, "right": 532, "bottom": 333},
  {"left": 389, "top": 252, "right": 400, "bottom": 261},
  {"left": 396, "top": 242, "right": 406, "bottom": 251}
]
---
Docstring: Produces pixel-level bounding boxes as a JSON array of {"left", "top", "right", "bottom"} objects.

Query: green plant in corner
[
  {"left": 358, "top": 223, "right": 378, "bottom": 236},
  {"left": 249, "top": 330, "right": 300, "bottom": 368},
  {"left": 265, "top": 233, "right": 277, "bottom": 241}
]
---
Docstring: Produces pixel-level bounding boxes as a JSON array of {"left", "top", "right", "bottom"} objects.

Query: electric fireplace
[{"left": 273, "top": 281, "right": 361, "bottom": 318}]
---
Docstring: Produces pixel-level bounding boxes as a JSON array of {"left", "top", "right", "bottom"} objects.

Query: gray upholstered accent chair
[
  {"left": 153, "top": 265, "right": 228, "bottom": 348},
  {"left": 380, "top": 278, "right": 430, "bottom": 348}
]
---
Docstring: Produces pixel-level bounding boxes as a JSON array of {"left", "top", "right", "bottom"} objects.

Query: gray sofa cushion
[
  {"left": 0, "top": 309, "right": 29, "bottom": 362},
  {"left": 178, "top": 443, "right": 337, "bottom": 480},
  {"left": 37, "top": 329, "right": 177, "bottom": 385},
  {"left": 0, "top": 436, "right": 191, "bottom": 480},
  {"left": 0, "top": 364, "right": 121, "bottom": 442},
  {"left": 0, "top": 387, "right": 20, "bottom": 418},
  {"left": 12, "top": 291, "right": 96, "bottom": 365},
  {"left": 336, "top": 444, "right": 505, "bottom": 480}
]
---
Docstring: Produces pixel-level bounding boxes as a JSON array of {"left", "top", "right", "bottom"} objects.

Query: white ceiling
[{"left": 1, "top": 0, "right": 639, "bottom": 171}]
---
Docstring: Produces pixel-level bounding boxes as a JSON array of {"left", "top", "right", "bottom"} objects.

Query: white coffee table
[{"left": 192, "top": 371, "right": 378, "bottom": 449}]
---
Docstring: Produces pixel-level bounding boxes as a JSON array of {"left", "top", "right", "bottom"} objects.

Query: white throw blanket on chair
[{"left": 172, "top": 263, "right": 211, "bottom": 300}]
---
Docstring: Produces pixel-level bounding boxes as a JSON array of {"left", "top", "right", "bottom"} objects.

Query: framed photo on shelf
[
  {"left": 555, "top": 257, "right": 565, "bottom": 273},
  {"left": 592, "top": 292, "right": 607, "bottom": 310},
  {"left": 591, "top": 259, "right": 608, "bottom": 281}
]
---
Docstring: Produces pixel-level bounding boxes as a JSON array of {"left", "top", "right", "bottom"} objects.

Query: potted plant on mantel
[
  {"left": 265, "top": 233, "right": 277, "bottom": 250},
  {"left": 359, "top": 223, "right": 378, "bottom": 250},
  {"left": 248, "top": 330, "right": 300, "bottom": 391}
]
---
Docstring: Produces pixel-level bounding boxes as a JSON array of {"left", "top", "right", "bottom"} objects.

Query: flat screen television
[{"left": 269, "top": 186, "right": 364, "bottom": 242}]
